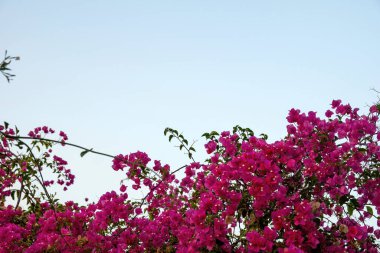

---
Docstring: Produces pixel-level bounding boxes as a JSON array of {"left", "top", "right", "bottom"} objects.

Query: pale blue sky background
[{"left": 1, "top": 1, "right": 380, "bottom": 203}]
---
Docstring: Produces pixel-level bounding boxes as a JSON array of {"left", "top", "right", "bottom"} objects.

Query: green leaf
[
  {"left": 164, "top": 128, "right": 169, "bottom": 136},
  {"left": 350, "top": 198, "right": 359, "bottom": 208},
  {"left": 315, "top": 155, "right": 322, "bottom": 163},
  {"left": 347, "top": 204, "right": 354, "bottom": 216},
  {"left": 202, "top": 133, "right": 210, "bottom": 138},
  {"left": 246, "top": 128, "right": 254, "bottom": 136},
  {"left": 210, "top": 131, "right": 219, "bottom": 136},
  {"left": 366, "top": 206, "right": 374, "bottom": 216},
  {"left": 313, "top": 217, "right": 321, "bottom": 227},
  {"left": 183, "top": 139, "right": 188, "bottom": 145},
  {"left": 80, "top": 148, "right": 93, "bottom": 157},
  {"left": 11, "top": 190, "right": 16, "bottom": 200},
  {"left": 4, "top": 121, "right": 9, "bottom": 129},
  {"left": 169, "top": 135, "right": 174, "bottom": 142},
  {"left": 260, "top": 133, "right": 268, "bottom": 140},
  {"left": 339, "top": 194, "right": 350, "bottom": 205}
]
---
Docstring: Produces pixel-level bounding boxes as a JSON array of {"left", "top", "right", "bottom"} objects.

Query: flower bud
[{"left": 339, "top": 224, "right": 348, "bottom": 234}]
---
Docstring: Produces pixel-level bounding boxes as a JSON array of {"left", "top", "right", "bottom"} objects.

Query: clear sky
[{"left": 1, "top": 1, "right": 380, "bottom": 203}]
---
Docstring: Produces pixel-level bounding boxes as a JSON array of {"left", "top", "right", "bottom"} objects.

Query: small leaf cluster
[
  {"left": 0, "top": 51, "right": 20, "bottom": 83},
  {"left": 164, "top": 127, "right": 196, "bottom": 160}
]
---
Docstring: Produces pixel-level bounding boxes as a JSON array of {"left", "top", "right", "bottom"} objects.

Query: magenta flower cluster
[{"left": 0, "top": 100, "right": 379, "bottom": 252}]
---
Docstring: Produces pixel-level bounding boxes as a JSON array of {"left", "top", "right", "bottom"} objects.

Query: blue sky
[{"left": 1, "top": 1, "right": 380, "bottom": 203}]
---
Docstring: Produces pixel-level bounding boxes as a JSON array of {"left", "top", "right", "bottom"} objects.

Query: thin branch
[
  {"left": 1, "top": 133, "right": 115, "bottom": 158},
  {"left": 15, "top": 180, "right": 24, "bottom": 210}
]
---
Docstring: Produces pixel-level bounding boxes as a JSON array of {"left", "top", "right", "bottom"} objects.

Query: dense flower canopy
[{"left": 0, "top": 100, "right": 379, "bottom": 252}]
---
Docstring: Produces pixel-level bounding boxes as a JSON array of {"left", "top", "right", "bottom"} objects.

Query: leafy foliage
[
  {"left": 0, "top": 51, "right": 19, "bottom": 82},
  {"left": 0, "top": 100, "right": 380, "bottom": 252}
]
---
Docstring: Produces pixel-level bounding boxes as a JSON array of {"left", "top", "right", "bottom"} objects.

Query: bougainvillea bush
[{"left": 0, "top": 100, "right": 379, "bottom": 252}]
